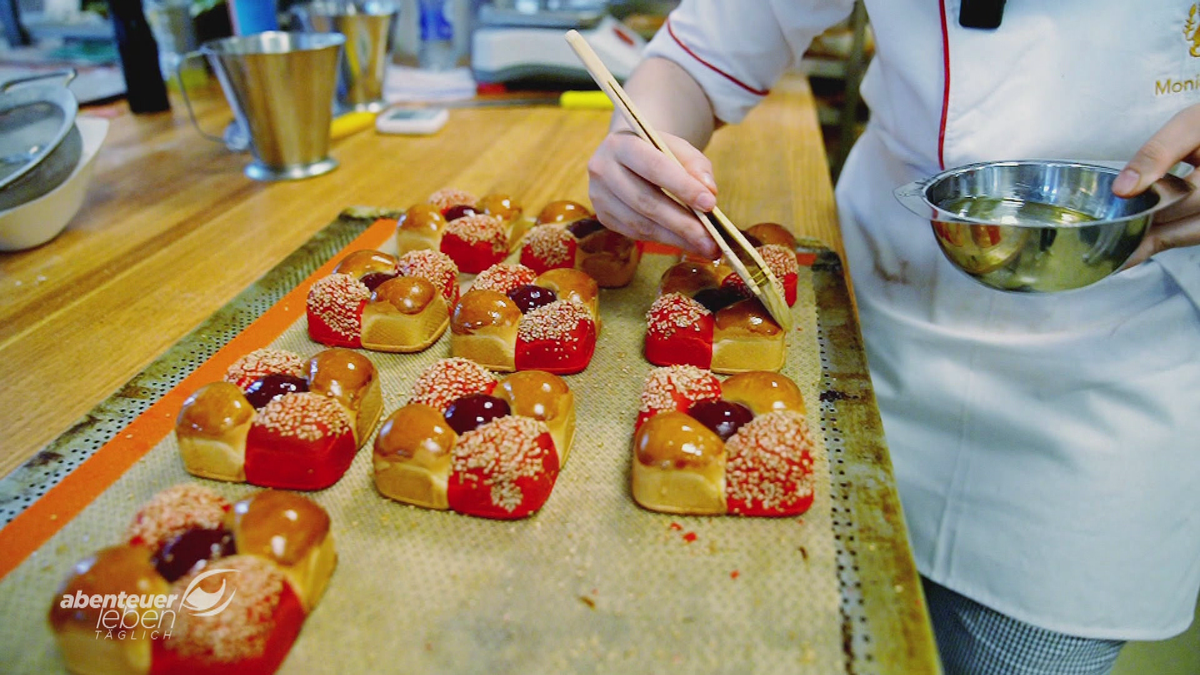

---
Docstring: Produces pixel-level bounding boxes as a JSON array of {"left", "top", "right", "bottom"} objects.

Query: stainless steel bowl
[
  {"left": 894, "top": 160, "right": 1193, "bottom": 292},
  {"left": 0, "top": 70, "right": 81, "bottom": 212}
]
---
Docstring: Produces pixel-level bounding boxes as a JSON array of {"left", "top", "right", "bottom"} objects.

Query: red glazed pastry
[
  {"left": 439, "top": 214, "right": 509, "bottom": 274},
  {"left": 373, "top": 360, "right": 574, "bottom": 518},
  {"left": 176, "top": 348, "right": 381, "bottom": 488},
  {"left": 395, "top": 188, "right": 530, "bottom": 268},
  {"left": 519, "top": 214, "right": 642, "bottom": 288},
  {"left": 451, "top": 263, "right": 599, "bottom": 373},
  {"left": 48, "top": 485, "right": 335, "bottom": 675},
  {"left": 306, "top": 248, "right": 458, "bottom": 352},
  {"left": 631, "top": 367, "right": 815, "bottom": 517}
]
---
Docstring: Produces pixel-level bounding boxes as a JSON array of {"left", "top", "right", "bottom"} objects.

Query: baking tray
[{"left": 0, "top": 209, "right": 939, "bottom": 674}]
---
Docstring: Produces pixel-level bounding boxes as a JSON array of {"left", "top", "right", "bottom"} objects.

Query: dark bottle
[{"left": 107, "top": 0, "right": 171, "bottom": 113}]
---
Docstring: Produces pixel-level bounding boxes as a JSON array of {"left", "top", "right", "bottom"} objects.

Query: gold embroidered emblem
[{"left": 1185, "top": 5, "right": 1200, "bottom": 57}]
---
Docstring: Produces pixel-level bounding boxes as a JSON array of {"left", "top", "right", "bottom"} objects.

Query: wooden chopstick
[{"left": 563, "top": 30, "right": 792, "bottom": 331}]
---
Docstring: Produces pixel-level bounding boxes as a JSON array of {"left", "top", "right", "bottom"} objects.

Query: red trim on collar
[
  {"left": 666, "top": 16, "right": 770, "bottom": 97},
  {"left": 937, "top": 1, "right": 951, "bottom": 170}
]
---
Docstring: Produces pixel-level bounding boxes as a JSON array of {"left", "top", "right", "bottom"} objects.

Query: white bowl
[{"left": 0, "top": 115, "right": 108, "bottom": 251}]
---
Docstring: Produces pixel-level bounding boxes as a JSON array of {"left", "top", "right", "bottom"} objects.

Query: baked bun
[
  {"left": 175, "top": 348, "right": 380, "bottom": 489},
  {"left": 630, "top": 366, "right": 816, "bottom": 517},
  {"left": 520, "top": 214, "right": 642, "bottom": 288},
  {"left": 307, "top": 248, "right": 458, "bottom": 352},
  {"left": 374, "top": 359, "right": 572, "bottom": 519},
  {"left": 452, "top": 263, "right": 599, "bottom": 374},
  {"left": 646, "top": 236, "right": 798, "bottom": 373},
  {"left": 49, "top": 484, "right": 334, "bottom": 675},
  {"left": 394, "top": 188, "right": 530, "bottom": 274}
]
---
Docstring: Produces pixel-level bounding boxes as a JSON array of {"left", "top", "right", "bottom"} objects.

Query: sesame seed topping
[
  {"left": 255, "top": 392, "right": 351, "bottom": 441},
  {"left": 638, "top": 365, "right": 721, "bottom": 416},
  {"left": 308, "top": 273, "right": 370, "bottom": 339},
  {"left": 224, "top": 349, "right": 305, "bottom": 390},
  {"left": 453, "top": 416, "right": 550, "bottom": 512},
  {"left": 759, "top": 244, "right": 800, "bottom": 280},
  {"left": 473, "top": 263, "right": 537, "bottom": 294},
  {"left": 428, "top": 188, "right": 477, "bottom": 212},
  {"left": 725, "top": 411, "right": 815, "bottom": 513},
  {"left": 646, "top": 293, "right": 710, "bottom": 338},
  {"left": 167, "top": 555, "right": 286, "bottom": 663},
  {"left": 524, "top": 225, "right": 574, "bottom": 267},
  {"left": 409, "top": 358, "right": 498, "bottom": 413},
  {"left": 445, "top": 214, "right": 508, "bottom": 252},
  {"left": 126, "top": 484, "right": 230, "bottom": 551},
  {"left": 398, "top": 249, "right": 459, "bottom": 301},
  {"left": 517, "top": 300, "right": 592, "bottom": 343}
]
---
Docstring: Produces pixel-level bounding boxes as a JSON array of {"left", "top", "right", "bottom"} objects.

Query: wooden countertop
[{"left": 0, "top": 72, "right": 842, "bottom": 478}]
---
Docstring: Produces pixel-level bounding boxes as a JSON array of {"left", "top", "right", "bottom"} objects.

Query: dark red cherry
[
  {"left": 152, "top": 527, "right": 237, "bottom": 582},
  {"left": 692, "top": 285, "right": 746, "bottom": 313},
  {"left": 566, "top": 217, "right": 605, "bottom": 239},
  {"left": 244, "top": 373, "right": 309, "bottom": 409},
  {"left": 687, "top": 399, "right": 754, "bottom": 442},
  {"left": 507, "top": 284, "right": 558, "bottom": 314},
  {"left": 359, "top": 271, "right": 398, "bottom": 291},
  {"left": 443, "top": 204, "right": 479, "bottom": 221},
  {"left": 444, "top": 394, "right": 511, "bottom": 434}
]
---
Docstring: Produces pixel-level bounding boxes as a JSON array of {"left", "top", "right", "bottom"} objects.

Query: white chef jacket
[{"left": 645, "top": 0, "right": 1200, "bottom": 640}]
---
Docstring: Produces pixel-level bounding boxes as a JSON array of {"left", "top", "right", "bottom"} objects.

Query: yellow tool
[{"left": 330, "top": 111, "right": 377, "bottom": 140}]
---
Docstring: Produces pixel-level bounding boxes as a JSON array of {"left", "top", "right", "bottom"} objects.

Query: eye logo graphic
[
  {"left": 1185, "top": 5, "right": 1200, "bottom": 57},
  {"left": 180, "top": 568, "right": 239, "bottom": 617}
]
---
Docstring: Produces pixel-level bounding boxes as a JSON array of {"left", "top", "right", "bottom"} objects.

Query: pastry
[
  {"left": 49, "top": 484, "right": 334, "bottom": 675},
  {"left": 450, "top": 263, "right": 599, "bottom": 374},
  {"left": 373, "top": 358, "right": 574, "bottom": 518},
  {"left": 176, "top": 347, "right": 381, "bottom": 489},
  {"left": 631, "top": 366, "right": 815, "bottom": 517},
  {"left": 394, "top": 188, "right": 533, "bottom": 274},
  {"left": 306, "top": 248, "right": 458, "bottom": 352},
  {"left": 645, "top": 230, "right": 801, "bottom": 373},
  {"left": 519, "top": 214, "right": 643, "bottom": 288}
]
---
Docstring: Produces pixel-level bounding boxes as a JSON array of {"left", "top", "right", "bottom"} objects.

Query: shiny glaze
[
  {"left": 374, "top": 276, "right": 436, "bottom": 315},
  {"left": 493, "top": 370, "right": 570, "bottom": 422},
  {"left": 176, "top": 382, "right": 255, "bottom": 436},
  {"left": 535, "top": 200, "right": 590, "bottom": 225},
  {"left": 451, "top": 290, "right": 521, "bottom": 334},
  {"left": 333, "top": 249, "right": 398, "bottom": 280},
  {"left": 399, "top": 203, "right": 447, "bottom": 234},
  {"left": 535, "top": 268, "right": 598, "bottom": 308},
  {"left": 48, "top": 545, "right": 171, "bottom": 629},
  {"left": 634, "top": 411, "right": 724, "bottom": 470},
  {"left": 719, "top": 371, "right": 806, "bottom": 416},
  {"left": 374, "top": 403, "right": 458, "bottom": 461},
  {"left": 744, "top": 221, "right": 797, "bottom": 249},
  {"left": 714, "top": 299, "right": 783, "bottom": 336},
  {"left": 305, "top": 348, "right": 376, "bottom": 410},
  {"left": 659, "top": 262, "right": 720, "bottom": 297},
  {"left": 227, "top": 491, "right": 330, "bottom": 566},
  {"left": 477, "top": 193, "right": 522, "bottom": 222}
]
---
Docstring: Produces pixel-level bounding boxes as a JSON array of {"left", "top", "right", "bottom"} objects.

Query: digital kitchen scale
[{"left": 471, "top": 10, "right": 646, "bottom": 87}]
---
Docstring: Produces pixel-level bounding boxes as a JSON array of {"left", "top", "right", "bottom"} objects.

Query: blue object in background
[
  {"left": 417, "top": 0, "right": 457, "bottom": 70},
  {"left": 228, "top": 0, "right": 279, "bottom": 35}
]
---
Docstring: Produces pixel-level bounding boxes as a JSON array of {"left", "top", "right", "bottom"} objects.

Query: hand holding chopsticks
[{"left": 564, "top": 30, "right": 792, "bottom": 331}]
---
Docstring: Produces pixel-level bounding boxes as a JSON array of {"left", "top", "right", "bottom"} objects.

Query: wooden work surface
[{"left": 0, "top": 73, "right": 842, "bottom": 476}]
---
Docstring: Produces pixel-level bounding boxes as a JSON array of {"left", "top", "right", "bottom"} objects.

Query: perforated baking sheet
[{"left": 0, "top": 210, "right": 939, "bottom": 675}]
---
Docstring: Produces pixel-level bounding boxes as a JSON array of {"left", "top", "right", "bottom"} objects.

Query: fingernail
[
  {"left": 701, "top": 172, "right": 718, "bottom": 193},
  {"left": 696, "top": 192, "right": 716, "bottom": 211},
  {"left": 1113, "top": 168, "right": 1140, "bottom": 195}
]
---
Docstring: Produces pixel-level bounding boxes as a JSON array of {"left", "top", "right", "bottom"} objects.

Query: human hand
[
  {"left": 1113, "top": 103, "right": 1200, "bottom": 266},
  {"left": 587, "top": 129, "right": 722, "bottom": 259}
]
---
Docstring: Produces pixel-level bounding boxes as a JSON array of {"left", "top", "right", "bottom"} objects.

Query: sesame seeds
[
  {"left": 646, "top": 293, "right": 710, "bottom": 338},
  {"left": 517, "top": 300, "right": 591, "bottom": 343},
  {"left": 409, "top": 358, "right": 498, "bottom": 413},
  {"left": 428, "top": 188, "right": 477, "bottom": 212},
  {"left": 638, "top": 365, "right": 721, "bottom": 416},
  {"left": 224, "top": 349, "right": 305, "bottom": 389},
  {"left": 473, "top": 263, "right": 536, "bottom": 294},
  {"left": 126, "top": 484, "right": 230, "bottom": 551},
  {"left": 452, "top": 416, "right": 550, "bottom": 512},
  {"left": 725, "top": 411, "right": 814, "bottom": 513},
  {"left": 398, "top": 249, "right": 459, "bottom": 301},
  {"left": 308, "top": 273, "right": 370, "bottom": 338},
  {"left": 167, "top": 555, "right": 285, "bottom": 663},
  {"left": 524, "top": 225, "right": 574, "bottom": 267},
  {"left": 759, "top": 244, "right": 799, "bottom": 280},
  {"left": 255, "top": 392, "right": 351, "bottom": 441},
  {"left": 446, "top": 215, "right": 508, "bottom": 252}
]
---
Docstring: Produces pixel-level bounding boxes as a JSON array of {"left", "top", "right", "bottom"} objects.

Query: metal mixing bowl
[{"left": 894, "top": 160, "right": 1193, "bottom": 292}]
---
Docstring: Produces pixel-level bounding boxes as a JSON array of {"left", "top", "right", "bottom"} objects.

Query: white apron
[{"left": 648, "top": 0, "right": 1200, "bottom": 639}]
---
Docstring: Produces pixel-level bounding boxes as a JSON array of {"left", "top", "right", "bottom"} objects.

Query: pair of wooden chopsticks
[{"left": 564, "top": 30, "right": 792, "bottom": 331}]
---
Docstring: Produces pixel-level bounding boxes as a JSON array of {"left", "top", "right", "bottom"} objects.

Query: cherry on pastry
[
  {"left": 687, "top": 399, "right": 755, "bottom": 442},
  {"left": 151, "top": 527, "right": 237, "bottom": 582},
  {"left": 244, "top": 373, "right": 309, "bottom": 409},
  {"left": 566, "top": 217, "right": 605, "bottom": 239},
  {"left": 693, "top": 285, "right": 748, "bottom": 313},
  {"left": 444, "top": 204, "right": 479, "bottom": 221},
  {"left": 507, "top": 284, "right": 558, "bottom": 314},
  {"left": 444, "top": 393, "right": 512, "bottom": 434},
  {"left": 358, "top": 271, "right": 398, "bottom": 291}
]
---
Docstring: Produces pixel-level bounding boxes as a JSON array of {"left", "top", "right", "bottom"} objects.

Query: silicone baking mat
[{"left": 0, "top": 209, "right": 932, "bottom": 674}]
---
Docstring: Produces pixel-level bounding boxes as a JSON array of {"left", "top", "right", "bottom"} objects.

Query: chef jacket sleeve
[{"left": 643, "top": 0, "right": 856, "bottom": 124}]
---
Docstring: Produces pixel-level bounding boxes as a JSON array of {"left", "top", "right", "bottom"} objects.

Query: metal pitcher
[
  {"left": 177, "top": 31, "right": 345, "bottom": 181},
  {"left": 291, "top": 0, "right": 399, "bottom": 113}
]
